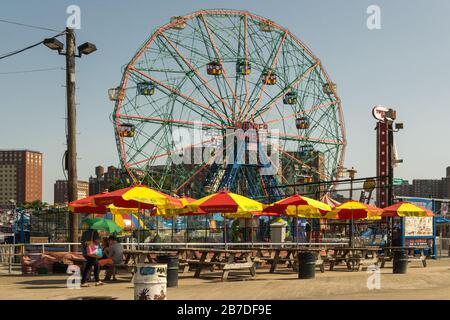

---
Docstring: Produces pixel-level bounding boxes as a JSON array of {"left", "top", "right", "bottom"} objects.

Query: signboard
[
  {"left": 401, "top": 197, "right": 433, "bottom": 211},
  {"left": 404, "top": 238, "right": 433, "bottom": 247},
  {"left": 393, "top": 178, "right": 405, "bottom": 185},
  {"left": 30, "top": 237, "right": 48, "bottom": 244},
  {"left": 399, "top": 197, "right": 436, "bottom": 256},
  {"left": 404, "top": 217, "right": 433, "bottom": 237},
  {"left": 372, "top": 106, "right": 389, "bottom": 121}
]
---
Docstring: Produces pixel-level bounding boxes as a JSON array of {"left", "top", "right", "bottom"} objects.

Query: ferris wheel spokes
[{"left": 128, "top": 66, "right": 232, "bottom": 125}]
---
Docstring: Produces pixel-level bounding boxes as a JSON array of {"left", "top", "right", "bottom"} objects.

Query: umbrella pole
[
  {"left": 224, "top": 216, "right": 227, "bottom": 245},
  {"left": 350, "top": 210, "right": 354, "bottom": 248},
  {"left": 294, "top": 205, "right": 298, "bottom": 246},
  {"left": 137, "top": 204, "right": 141, "bottom": 250},
  {"left": 185, "top": 216, "right": 188, "bottom": 243},
  {"left": 171, "top": 216, "right": 174, "bottom": 243}
]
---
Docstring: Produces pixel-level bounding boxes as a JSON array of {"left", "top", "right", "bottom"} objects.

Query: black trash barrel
[
  {"left": 393, "top": 250, "right": 408, "bottom": 274},
  {"left": 298, "top": 251, "right": 316, "bottom": 279},
  {"left": 156, "top": 255, "right": 179, "bottom": 287}
]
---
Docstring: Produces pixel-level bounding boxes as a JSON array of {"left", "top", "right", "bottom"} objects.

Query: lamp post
[
  {"left": 44, "top": 28, "right": 97, "bottom": 250},
  {"left": 346, "top": 167, "right": 357, "bottom": 201}
]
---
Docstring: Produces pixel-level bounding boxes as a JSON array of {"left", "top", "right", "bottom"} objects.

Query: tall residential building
[
  {"left": 412, "top": 179, "right": 444, "bottom": 199},
  {"left": 88, "top": 165, "right": 121, "bottom": 195},
  {"left": 54, "top": 180, "right": 89, "bottom": 205},
  {"left": 393, "top": 180, "right": 414, "bottom": 197},
  {"left": 393, "top": 166, "right": 450, "bottom": 200},
  {"left": 0, "top": 150, "right": 42, "bottom": 206}
]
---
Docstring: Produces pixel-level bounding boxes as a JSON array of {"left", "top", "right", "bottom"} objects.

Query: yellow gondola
[
  {"left": 119, "top": 123, "right": 135, "bottom": 138},
  {"left": 137, "top": 82, "right": 155, "bottom": 96},
  {"left": 206, "top": 62, "right": 222, "bottom": 76}
]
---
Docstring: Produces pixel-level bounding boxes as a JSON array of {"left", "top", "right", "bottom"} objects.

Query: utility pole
[
  {"left": 65, "top": 28, "right": 78, "bottom": 250},
  {"left": 44, "top": 28, "right": 96, "bottom": 251}
]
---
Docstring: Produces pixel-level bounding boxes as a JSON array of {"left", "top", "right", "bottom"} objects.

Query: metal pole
[
  {"left": 9, "top": 246, "right": 12, "bottom": 274},
  {"left": 20, "top": 210, "right": 24, "bottom": 243},
  {"left": 387, "top": 122, "right": 394, "bottom": 206},
  {"left": 349, "top": 179, "right": 353, "bottom": 200},
  {"left": 66, "top": 27, "right": 79, "bottom": 252},
  {"left": 387, "top": 121, "right": 394, "bottom": 247},
  {"left": 171, "top": 216, "right": 174, "bottom": 243}
]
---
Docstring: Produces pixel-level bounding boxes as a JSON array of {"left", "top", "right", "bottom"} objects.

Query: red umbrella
[
  {"left": 382, "top": 202, "right": 434, "bottom": 217},
  {"left": 69, "top": 194, "right": 108, "bottom": 214},
  {"left": 92, "top": 185, "right": 182, "bottom": 209}
]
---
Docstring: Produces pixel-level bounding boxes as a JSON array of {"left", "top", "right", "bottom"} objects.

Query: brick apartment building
[
  {"left": 0, "top": 150, "right": 42, "bottom": 206},
  {"left": 394, "top": 167, "right": 450, "bottom": 200},
  {"left": 53, "top": 180, "right": 89, "bottom": 205}
]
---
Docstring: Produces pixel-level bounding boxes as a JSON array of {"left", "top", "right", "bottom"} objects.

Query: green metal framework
[{"left": 112, "top": 9, "right": 346, "bottom": 200}]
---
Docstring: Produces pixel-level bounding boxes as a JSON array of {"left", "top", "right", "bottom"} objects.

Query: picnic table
[
  {"left": 123, "top": 249, "right": 181, "bottom": 265},
  {"left": 266, "top": 247, "right": 326, "bottom": 273},
  {"left": 186, "top": 248, "right": 256, "bottom": 281},
  {"left": 377, "top": 246, "right": 428, "bottom": 268},
  {"left": 325, "top": 247, "right": 379, "bottom": 271}
]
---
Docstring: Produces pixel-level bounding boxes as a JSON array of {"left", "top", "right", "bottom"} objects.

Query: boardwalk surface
[{"left": 0, "top": 258, "right": 449, "bottom": 300}]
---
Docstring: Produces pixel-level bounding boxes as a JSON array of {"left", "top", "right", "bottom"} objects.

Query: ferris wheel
[{"left": 110, "top": 9, "right": 346, "bottom": 201}]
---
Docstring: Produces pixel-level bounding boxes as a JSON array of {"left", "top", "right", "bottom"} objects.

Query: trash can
[
  {"left": 298, "top": 251, "right": 316, "bottom": 279},
  {"left": 393, "top": 250, "right": 408, "bottom": 274},
  {"left": 133, "top": 264, "right": 167, "bottom": 300},
  {"left": 156, "top": 255, "right": 179, "bottom": 287},
  {"left": 270, "top": 221, "right": 287, "bottom": 243}
]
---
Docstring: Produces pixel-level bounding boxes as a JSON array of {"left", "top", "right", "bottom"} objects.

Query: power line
[
  {"left": 0, "top": 67, "right": 64, "bottom": 75},
  {"left": 0, "top": 31, "right": 65, "bottom": 60},
  {"left": 0, "top": 18, "right": 60, "bottom": 32}
]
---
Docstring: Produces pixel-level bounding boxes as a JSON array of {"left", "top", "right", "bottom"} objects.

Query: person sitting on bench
[{"left": 104, "top": 235, "right": 124, "bottom": 281}]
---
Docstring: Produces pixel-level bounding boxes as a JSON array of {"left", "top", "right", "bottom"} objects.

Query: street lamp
[
  {"left": 77, "top": 42, "right": 97, "bottom": 56},
  {"left": 44, "top": 28, "right": 97, "bottom": 250},
  {"left": 43, "top": 38, "right": 64, "bottom": 52}
]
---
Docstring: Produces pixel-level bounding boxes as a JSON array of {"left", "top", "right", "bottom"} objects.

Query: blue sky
[{"left": 1, "top": 0, "right": 450, "bottom": 203}]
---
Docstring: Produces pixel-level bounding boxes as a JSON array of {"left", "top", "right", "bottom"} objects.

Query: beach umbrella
[
  {"left": 92, "top": 185, "right": 182, "bottom": 209},
  {"left": 92, "top": 186, "right": 182, "bottom": 247},
  {"left": 223, "top": 211, "right": 280, "bottom": 219},
  {"left": 325, "top": 201, "right": 382, "bottom": 247},
  {"left": 382, "top": 202, "right": 434, "bottom": 217},
  {"left": 162, "top": 196, "right": 198, "bottom": 216},
  {"left": 187, "top": 191, "right": 264, "bottom": 243},
  {"left": 96, "top": 212, "right": 146, "bottom": 231},
  {"left": 263, "top": 194, "right": 332, "bottom": 218},
  {"left": 69, "top": 194, "right": 108, "bottom": 214},
  {"left": 69, "top": 194, "right": 138, "bottom": 215},
  {"left": 187, "top": 191, "right": 264, "bottom": 214},
  {"left": 263, "top": 194, "right": 331, "bottom": 243},
  {"left": 84, "top": 218, "right": 123, "bottom": 234},
  {"left": 325, "top": 201, "right": 382, "bottom": 220}
]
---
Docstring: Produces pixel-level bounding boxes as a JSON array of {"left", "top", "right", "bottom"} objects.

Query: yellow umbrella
[
  {"left": 325, "top": 201, "right": 382, "bottom": 220},
  {"left": 187, "top": 191, "right": 264, "bottom": 215},
  {"left": 263, "top": 194, "right": 331, "bottom": 218},
  {"left": 382, "top": 202, "right": 434, "bottom": 217}
]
